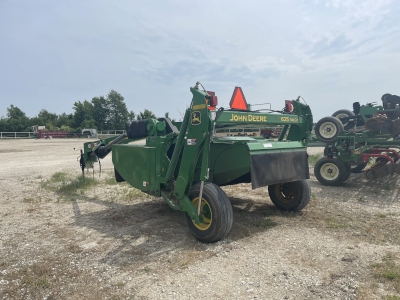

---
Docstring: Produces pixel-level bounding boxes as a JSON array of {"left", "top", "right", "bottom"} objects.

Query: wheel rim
[
  {"left": 319, "top": 122, "right": 337, "bottom": 139},
  {"left": 191, "top": 197, "right": 212, "bottom": 230},
  {"left": 274, "top": 183, "right": 296, "bottom": 203},
  {"left": 335, "top": 113, "right": 349, "bottom": 126},
  {"left": 365, "top": 170, "right": 375, "bottom": 179},
  {"left": 320, "top": 162, "right": 340, "bottom": 180}
]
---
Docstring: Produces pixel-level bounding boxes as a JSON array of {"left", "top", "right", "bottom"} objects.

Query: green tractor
[
  {"left": 79, "top": 83, "right": 314, "bottom": 242},
  {"left": 313, "top": 93, "right": 400, "bottom": 186}
]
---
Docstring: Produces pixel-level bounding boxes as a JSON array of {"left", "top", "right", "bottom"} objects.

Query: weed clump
[
  {"left": 41, "top": 171, "right": 98, "bottom": 196},
  {"left": 371, "top": 253, "right": 400, "bottom": 293}
]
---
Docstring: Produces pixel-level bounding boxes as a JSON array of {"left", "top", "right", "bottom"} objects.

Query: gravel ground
[{"left": 1, "top": 139, "right": 400, "bottom": 299}]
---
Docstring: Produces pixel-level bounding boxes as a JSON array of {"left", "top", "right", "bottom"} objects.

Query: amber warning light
[{"left": 230, "top": 86, "right": 248, "bottom": 110}]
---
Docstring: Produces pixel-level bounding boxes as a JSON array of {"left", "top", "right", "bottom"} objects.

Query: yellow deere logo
[{"left": 191, "top": 111, "right": 201, "bottom": 125}]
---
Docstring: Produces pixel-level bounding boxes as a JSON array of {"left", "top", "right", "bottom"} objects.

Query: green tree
[
  {"left": 128, "top": 110, "right": 136, "bottom": 121},
  {"left": 37, "top": 109, "right": 58, "bottom": 129},
  {"left": 57, "top": 113, "right": 74, "bottom": 130},
  {"left": 137, "top": 109, "right": 156, "bottom": 120},
  {"left": 91, "top": 96, "right": 109, "bottom": 131},
  {"left": 5, "top": 105, "right": 29, "bottom": 131},
  {"left": 73, "top": 100, "right": 95, "bottom": 130},
  {"left": 7, "top": 105, "right": 26, "bottom": 120},
  {"left": 107, "top": 90, "right": 128, "bottom": 129}
]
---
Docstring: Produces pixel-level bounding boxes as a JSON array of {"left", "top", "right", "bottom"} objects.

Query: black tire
[
  {"left": 114, "top": 167, "right": 125, "bottom": 182},
  {"left": 343, "top": 163, "right": 351, "bottom": 181},
  {"left": 365, "top": 169, "right": 375, "bottom": 179},
  {"left": 351, "top": 162, "right": 367, "bottom": 173},
  {"left": 315, "top": 116, "right": 344, "bottom": 143},
  {"left": 268, "top": 179, "right": 310, "bottom": 211},
  {"left": 185, "top": 182, "right": 233, "bottom": 243},
  {"left": 332, "top": 109, "right": 355, "bottom": 130},
  {"left": 314, "top": 157, "right": 348, "bottom": 186}
]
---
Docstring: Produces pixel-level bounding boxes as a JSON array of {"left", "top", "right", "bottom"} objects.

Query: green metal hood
[{"left": 209, "top": 137, "right": 309, "bottom": 189}]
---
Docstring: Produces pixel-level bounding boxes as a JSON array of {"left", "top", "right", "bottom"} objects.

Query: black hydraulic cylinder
[{"left": 95, "top": 133, "right": 127, "bottom": 159}]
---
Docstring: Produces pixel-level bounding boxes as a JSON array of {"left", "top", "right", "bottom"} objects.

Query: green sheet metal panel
[
  {"left": 209, "top": 137, "right": 308, "bottom": 187},
  {"left": 112, "top": 144, "right": 156, "bottom": 192},
  {"left": 209, "top": 142, "right": 251, "bottom": 186}
]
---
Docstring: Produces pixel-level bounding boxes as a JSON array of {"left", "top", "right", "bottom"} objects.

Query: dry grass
[
  {"left": 371, "top": 253, "right": 400, "bottom": 293},
  {"left": 0, "top": 256, "right": 126, "bottom": 300}
]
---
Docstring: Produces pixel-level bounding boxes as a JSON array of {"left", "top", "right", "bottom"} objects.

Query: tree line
[{"left": 0, "top": 90, "right": 164, "bottom": 132}]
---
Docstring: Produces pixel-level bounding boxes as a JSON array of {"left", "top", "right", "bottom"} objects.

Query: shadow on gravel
[
  {"left": 67, "top": 192, "right": 293, "bottom": 269},
  {"left": 309, "top": 171, "right": 400, "bottom": 208}
]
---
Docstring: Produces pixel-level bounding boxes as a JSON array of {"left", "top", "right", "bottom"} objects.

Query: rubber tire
[
  {"left": 343, "top": 163, "right": 351, "bottom": 181},
  {"left": 185, "top": 182, "right": 233, "bottom": 243},
  {"left": 268, "top": 179, "right": 310, "bottom": 211},
  {"left": 314, "top": 157, "right": 348, "bottom": 186},
  {"left": 351, "top": 162, "right": 367, "bottom": 173},
  {"left": 114, "top": 167, "right": 125, "bottom": 182},
  {"left": 332, "top": 109, "right": 355, "bottom": 130},
  {"left": 315, "top": 116, "right": 344, "bottom": 143}
]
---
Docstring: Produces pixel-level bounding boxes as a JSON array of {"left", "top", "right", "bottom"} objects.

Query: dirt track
[{"left": 1, "top": 139, "right": 400, "bottom": 299}]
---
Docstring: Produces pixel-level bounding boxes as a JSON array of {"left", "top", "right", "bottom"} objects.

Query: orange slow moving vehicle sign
[{"left": 229, "top": 86, "right": 248, "bottom": 110}]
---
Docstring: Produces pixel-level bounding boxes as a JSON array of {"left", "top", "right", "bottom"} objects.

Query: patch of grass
[
  {"left": 41, "top": 172, "right": 99, "bottom": 196},
  {"left": 371, "top": 253, "right": 400, "bottom": 292},
  {"left": 312, "top": 194, "right": 316, "bottom": 200},
  {"left": 376, "top": 214, "right": 387, "bottom": 218},
  {"left": 386, "top": 295, "right": 400, "bottom": 300},
  {"left": 22, "top": 197, "right": 35, "bottom": 203},
  {"left": 325, "top": 217, "right": 350, "bottom": 229},
  {"left": 253, "top": 219, "right": 278, "bottom": 229},
  {"left": 358, "top": 197, "right": 365, "bottom": 202},
  {"left": 2, "top": 256, "right": 124, "bottom": 299},
  {"left": 384, "top": 184, "right": 393, "bottom": 191},
  {"left": 105, "top": 176, "right": 119, "bottom": 185},
  {"left": 41, "top": 171, "right": 152, "bottom": 203},
  {"left": 119, "top": 186, "right": 151, "bottom": 201},
  {"left": 308, "top": 154, "right": 323, "bottom": 167}
]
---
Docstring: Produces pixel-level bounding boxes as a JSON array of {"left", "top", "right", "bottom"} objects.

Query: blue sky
[{"left": 1, "top": 0, "right": 399, "bottom": 123}]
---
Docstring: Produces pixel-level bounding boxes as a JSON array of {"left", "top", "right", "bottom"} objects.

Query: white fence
[
  {"left": 0, "top": 132, "right": 36, "bottom": 139},
  {"left": 97, "top": 130, "right": 125, "bottom": 136},
  {"left": 0, "top": 130, "right": 126, "bottom": 139},
  {"left": 1, "top": 127, "right": 281, "bottom": 139}
]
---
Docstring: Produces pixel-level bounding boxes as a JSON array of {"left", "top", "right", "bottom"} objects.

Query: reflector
[
  {"left": 229, "top": 87, "right": 248, "bottom": 110},
  {"left": 206, "top": 91, "right": 218, "bottom": 107},
  {"left": 285, "top": 100, "right": 294, "bottom": 112}
]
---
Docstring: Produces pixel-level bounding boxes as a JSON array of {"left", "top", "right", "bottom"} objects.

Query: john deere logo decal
[{"left": 191, "top": 111, "right": 201, "bottom": 125}]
